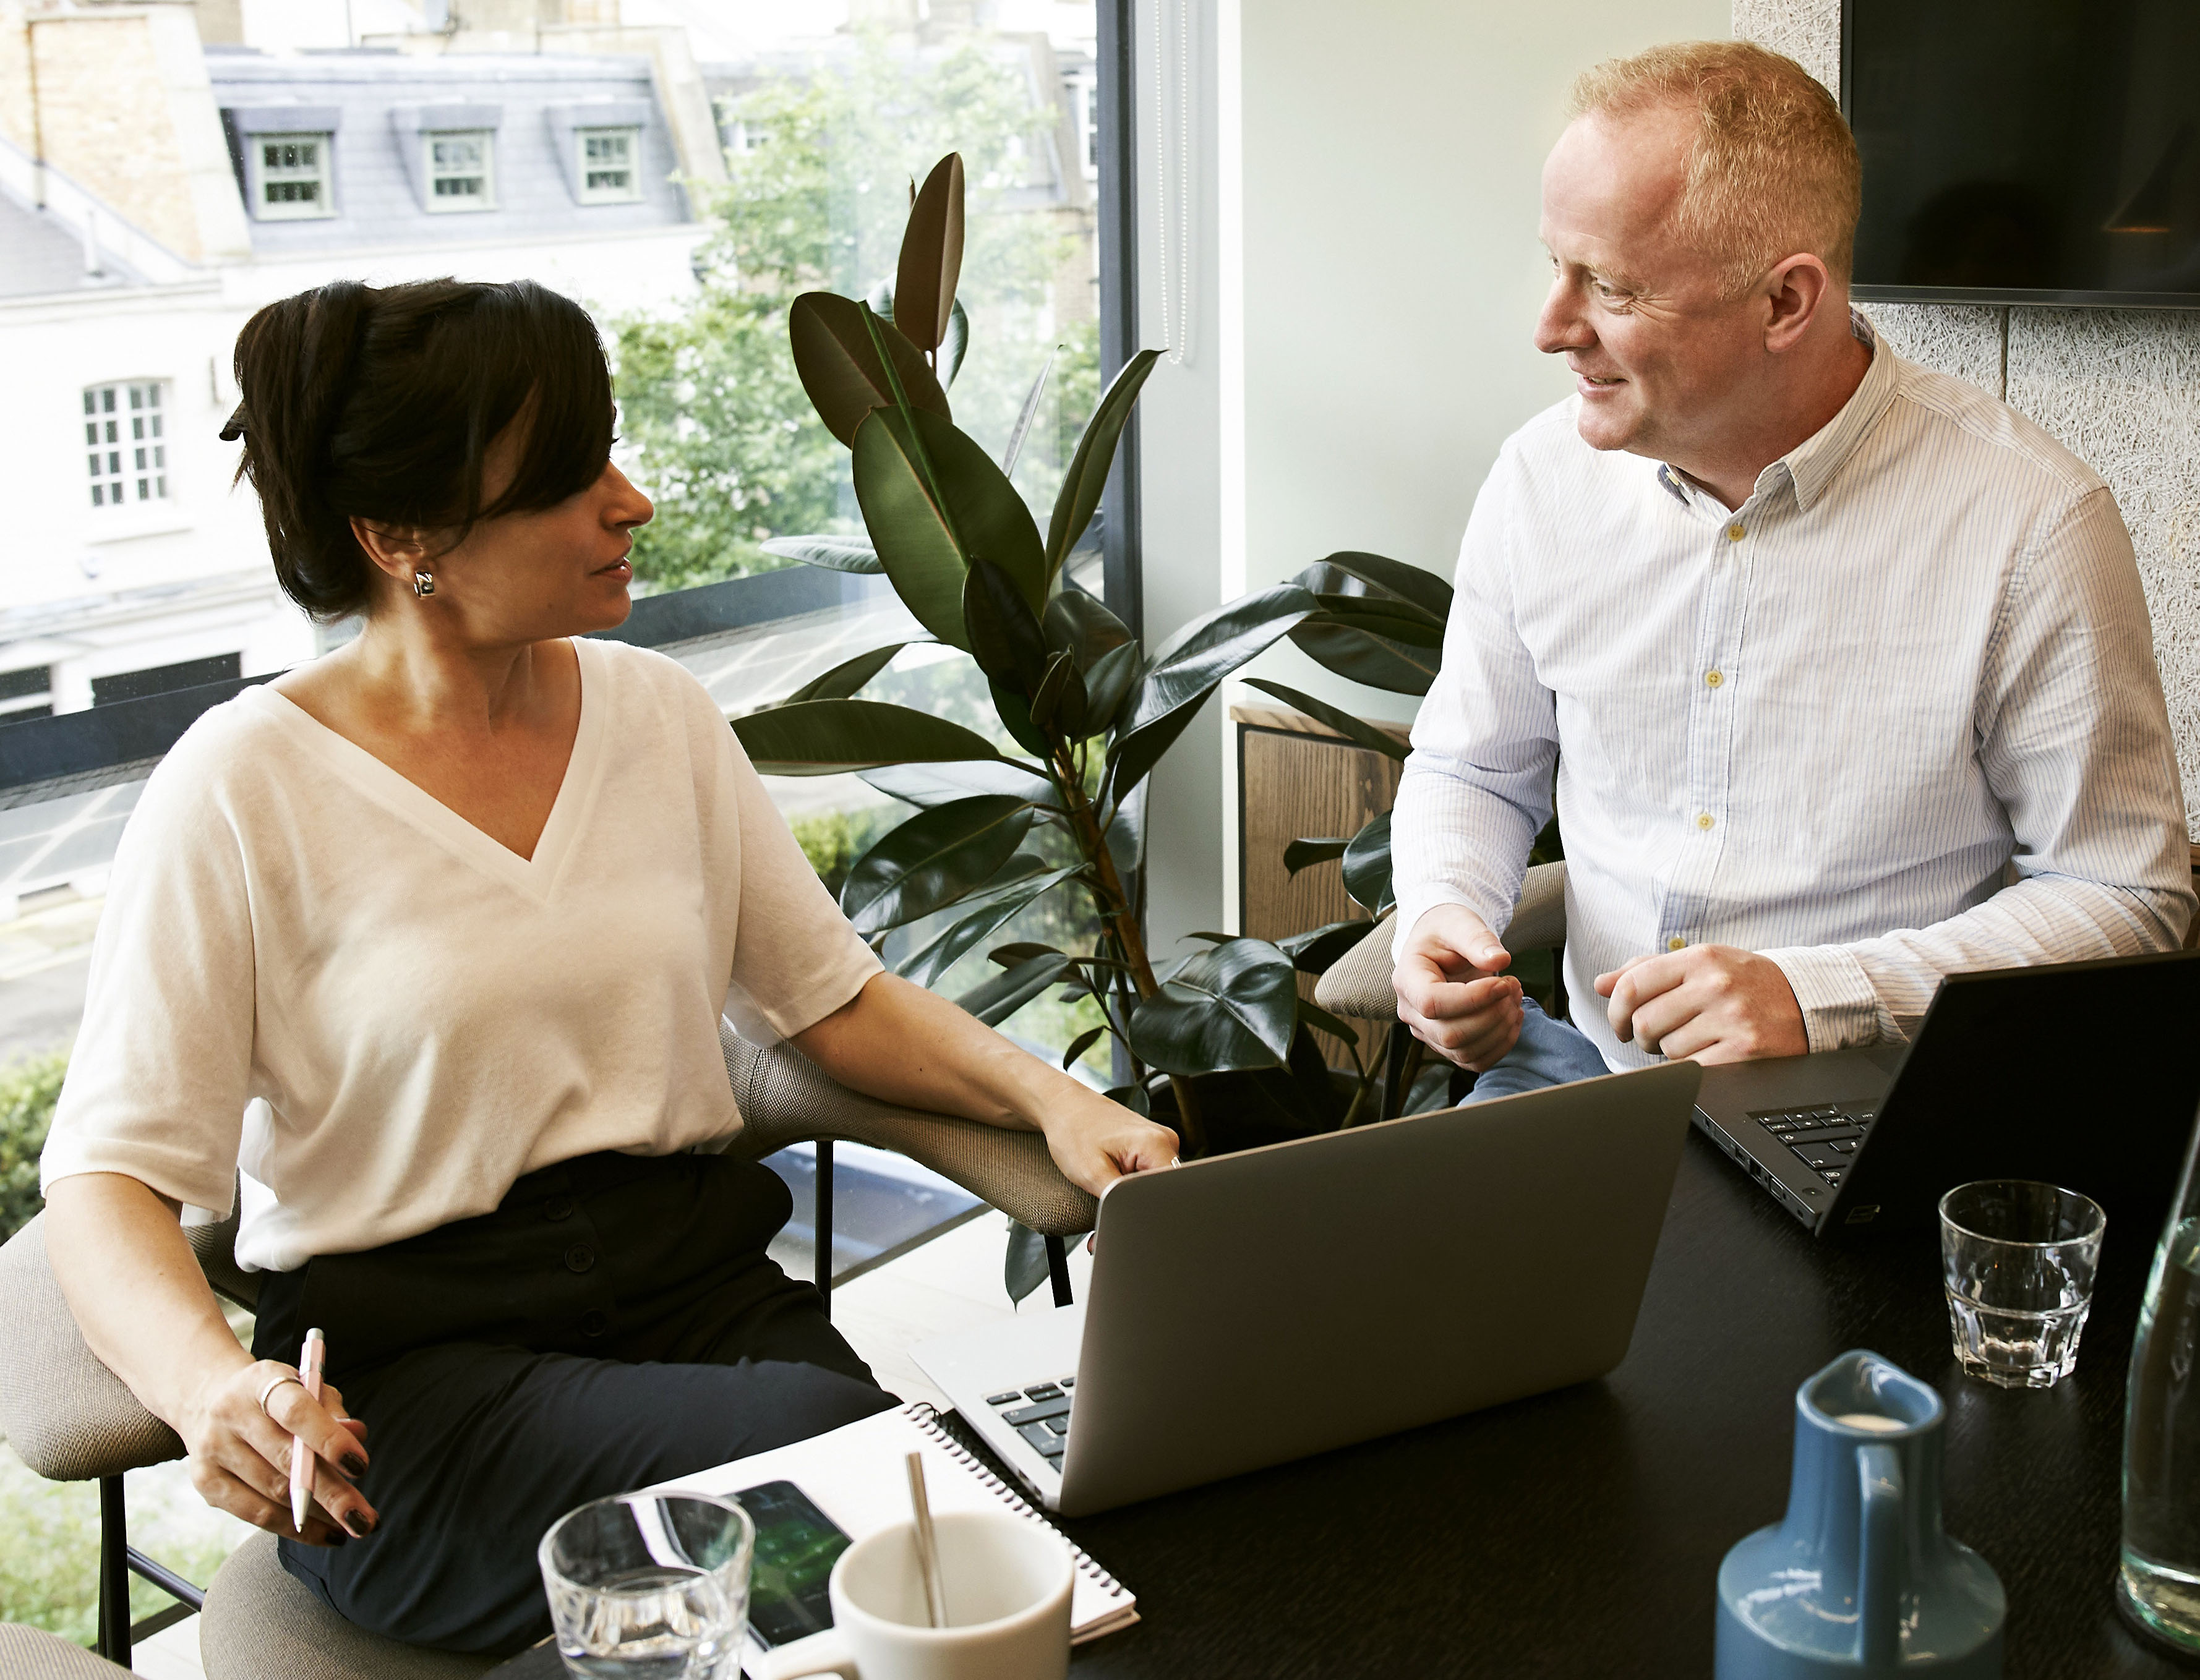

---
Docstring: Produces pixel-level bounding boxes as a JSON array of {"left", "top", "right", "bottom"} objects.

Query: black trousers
[{"left": 251, "top": 1149, "right": 895, "bottom": 1656}]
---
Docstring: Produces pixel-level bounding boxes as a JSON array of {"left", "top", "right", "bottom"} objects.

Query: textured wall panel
[
  {"left": 1740, "top": 0, "right": 2198, "bottom": 836},
  {"left": 1731, "top": 0, "right": 1837, "bottom": 89},
  {"left": 2006, "top": 309, "right": 2200, "bottom": 831},
  {"left": 1862, "top": 305, "right": 2005, "bottom": 396}
]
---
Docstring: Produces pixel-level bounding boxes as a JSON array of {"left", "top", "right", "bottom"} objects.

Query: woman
[{"left": 39, "top": 278, "right": 1177, "bottom": 1655}]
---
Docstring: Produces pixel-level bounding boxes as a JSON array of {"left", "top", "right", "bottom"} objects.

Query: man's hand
[
  {"left": 1393, "top": 903, "right": 1525, "bottom": 1071},
  {"left": 1594, "top": 944, "right": 1806, "bottom": 1064}
]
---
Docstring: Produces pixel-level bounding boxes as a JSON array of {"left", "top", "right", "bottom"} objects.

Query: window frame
[
  {"left": 82, "top": 380, "right": 171, "bottom": 511},
  {"left": 246, "top": 130, "right": 336, "bottom": 221},
  {"left": 423, "top": 129, "right": 496, "bottom": 213},
  {"left": 575, "top": 125, "right": 642, "bottom": 204}
]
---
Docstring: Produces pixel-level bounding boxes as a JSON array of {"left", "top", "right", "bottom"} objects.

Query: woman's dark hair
[{"left": 227, "top": 278, "right": 615, "bottom": 620}]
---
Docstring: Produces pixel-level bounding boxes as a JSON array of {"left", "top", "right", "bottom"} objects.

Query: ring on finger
[{"left": 257, "top": 1372, "right": 305, "bottom": 1417}]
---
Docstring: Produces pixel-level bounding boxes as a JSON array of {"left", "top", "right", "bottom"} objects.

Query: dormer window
[
  {"left": 249, "top": 133, "right": 335, "bottom": 220},
  {"left": 577, "top": 127, "right": 641, "bottom": 203},
  {"left": 426, "top": 130, "right": 495, "bottom": 211}
]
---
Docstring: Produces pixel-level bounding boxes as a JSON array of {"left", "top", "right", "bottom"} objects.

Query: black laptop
[{"left": 1690, "top": 949, "right": 2200, "bottom": 1235}]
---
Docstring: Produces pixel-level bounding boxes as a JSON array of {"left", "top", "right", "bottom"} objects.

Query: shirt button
[
  {"left": 1727, "top": 523, "right": 1745, "bottom": 542},
  {"left": 543, "top": 1196, "right": 576, "bottom": 1222},
  {"left": 1697, "top": 812, "right": 1714, "bottom": 830},
  {"left": 580, "top": 1309, "right": 610, "bottom": 1338},
  {"left": 1668, "top": 936, "right": 1687, "bottom": 952},
  {"left": 564, "top": 1243, "right": 596, "bottom": 1274},
  {"left": 1705, "top": 669, "right": 1723, "bottom": 688}
]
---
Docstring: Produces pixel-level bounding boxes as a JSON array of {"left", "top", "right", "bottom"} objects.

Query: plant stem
[{"left": 1048, "top": 736, "right": 1205, "bottom": 1153}]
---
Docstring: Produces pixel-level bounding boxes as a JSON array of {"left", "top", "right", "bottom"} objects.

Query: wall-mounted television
[{"left": 1843, "top": 0, "right": 2200, "bottom": 307}]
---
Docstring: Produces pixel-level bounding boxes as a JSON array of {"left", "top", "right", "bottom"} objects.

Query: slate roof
[
  {"left": 0, "top": 192, "right": 149, "bottom": 300},
  {"left": 205, "top": 49, "right": 691, "bottom": 252}
]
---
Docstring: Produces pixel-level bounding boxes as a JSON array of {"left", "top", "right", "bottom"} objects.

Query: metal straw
[{"left": 905, "top": 1452, "right": 949, "bottom": 1629}]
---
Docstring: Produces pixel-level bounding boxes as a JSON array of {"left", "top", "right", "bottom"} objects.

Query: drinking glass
[
  {"left": 538, "top": 1491, "right": 754, "bottom": 1679},
  {"left": 1939, "top": 1179, "right": 2105, "bottom": 1389}
]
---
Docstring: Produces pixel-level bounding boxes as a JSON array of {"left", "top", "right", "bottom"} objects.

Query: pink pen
[{"left": 289, "top": 1327, "right": 325, "bottom": 1532}]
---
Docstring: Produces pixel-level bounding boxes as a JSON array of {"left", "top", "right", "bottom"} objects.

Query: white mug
[{"left": 769, "top": 1509, "right": 1072, "bottom": 1680}]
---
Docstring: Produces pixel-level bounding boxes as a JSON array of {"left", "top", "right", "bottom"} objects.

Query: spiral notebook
[{"left": 480, "top": 1403, "right": 1136, "bottom": 1679}]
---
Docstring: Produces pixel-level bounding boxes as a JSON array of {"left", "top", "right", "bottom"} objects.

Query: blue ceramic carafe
[{"left": 1716, "top": 1350, "right": 2005, "bottom": 1676}]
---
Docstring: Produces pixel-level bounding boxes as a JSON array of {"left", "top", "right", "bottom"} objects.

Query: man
[{"left": 1390, "top": 41, "right": 2193, "bottom": 1094}]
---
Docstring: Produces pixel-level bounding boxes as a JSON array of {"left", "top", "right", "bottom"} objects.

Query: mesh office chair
[
  {"left": 0, "top": 1626, "right": 130, "bottom": 1679},
  {"left": 0, "top": 1024, "right": 1098, "bottom": 1679},
  {"left": 1314, "top": 861, "right": 1570, "bottom": 1112}
]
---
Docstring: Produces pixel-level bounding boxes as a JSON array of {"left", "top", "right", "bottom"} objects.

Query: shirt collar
[{"left": 1654, "top": 309, "right": 1898, "bottom": 515}]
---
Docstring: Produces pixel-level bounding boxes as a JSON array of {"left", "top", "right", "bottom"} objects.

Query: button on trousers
[{"left": 251, "top": 1149, "right": 894, "bottom": 1656}]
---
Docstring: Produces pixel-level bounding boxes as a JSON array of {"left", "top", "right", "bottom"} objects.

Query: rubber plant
[{"left": 734, "top": 155, "right": 1449, "bottom": 1166}]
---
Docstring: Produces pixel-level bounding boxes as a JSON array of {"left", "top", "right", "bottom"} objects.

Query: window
[
  {"left": 576, "top": 126, "right": 641, "bottom": 203},
  {"left": 83, "top": 382, "right": 168, "bottom": 508},
  {"left": 425, "top": 130, "right": 494, "bottom": 210},
  {"left": 249, "top": 132, "right": 333, "bottom": 220},
  {"left": 1065, "top": 71, "right": 1100, "bottom": 181}
]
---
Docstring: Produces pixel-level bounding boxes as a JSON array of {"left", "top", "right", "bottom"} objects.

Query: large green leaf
[
  {"left": 841, "top": 795, "right": 1036, "bottom": 936},
  {"left": 1289, "top": 619, "right": 1444, "bottom": 696},
  {"left": 789, "top": 292, "right": 950, "bottom": 446},
  {"left": 732, "top": 699, "right": 1001, "bottom": 776},
  {"left": 865, "top": 281, "right": 970, "bottom": 389},
  {"left": 1082, "top": 641, "right": 1141, "bottom": 735},
  {"left": 1042, "top": 590, "right": 1134, "bottom": 668},
  {"left": 1105, "top": 782, "right": 1146, "bottom": 880},
  {"left": 894, "top": 153, "right": 965, "bottom": 356},
  {"left": 1303, "top": 551, "right": 1453, "bottom": 621},
  {"left": 1242, "top": 679, "right": 1410, "bottom": 762},
  {"left": 784, "top": 643, "right": 905, "bottom": 704},
  {"left": 862, "top": 761, "right": 1055, "bottom": 809},
  {"left": 853, "top": 407, "right": 1046, "bottom": 647},
  {"left": 1283, "top": 837, "right": 1350, "bottom": 875},
  {"left": 1342, "top": 811, "right": 1394, "bottom": 915},
  {"left": 1306, "top": 594, "right": 1444, "bottom": 647},
  {"left": 990, "top": 681, "right": 1050, "bottom": 756},
  {"left": 1278, "top": 918, "right": 1376, "bottom": 975},
  {"left": 1029, "top": 649, "right": 1087, "bottom": 735},
  {"left": 1128, "top": 937, "right": 1301, "bottom": 1075},
  {"left": 897, "top": 864, "right": 1081, "bottom": 989},
  {"left": 962, "top": 558, "right": 1048, "bottom": 693},
  {"left": 1046, "top": 349, "right": 1161, "bottom": 582},
  {"left": 758, "top": 534, "right": 884, "bottom": 574},
  {"left": 1106, "top": 584, "right": 1318, "bottom": 804},
  {"left": 956, "top": 951, "right": 1072, "bottom": 1026},
  {"left": 1001, "top": 346, "right": 1054, "bottom": 475}
]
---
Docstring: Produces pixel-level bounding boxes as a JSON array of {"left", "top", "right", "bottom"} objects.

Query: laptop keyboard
[
  {"left": 1753, "top": 1102, "right": 1881, "bottom": 1187},
  {"left": 983, "top": 1375, "right": 1077, "bottom": 1469}
]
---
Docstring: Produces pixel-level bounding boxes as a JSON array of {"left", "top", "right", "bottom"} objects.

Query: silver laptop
[{"left": 914, "top": 1060, "right": 1702, "bottom": 1517}]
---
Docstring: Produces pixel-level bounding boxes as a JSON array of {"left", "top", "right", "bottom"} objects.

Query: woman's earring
[{"left": 412, "top": 571, "right": 436, "bottom": 598}]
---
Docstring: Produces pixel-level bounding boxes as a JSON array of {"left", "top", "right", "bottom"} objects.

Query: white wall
[{"left": 1132, "top": 0, "right": 1730, "bottom": 950}]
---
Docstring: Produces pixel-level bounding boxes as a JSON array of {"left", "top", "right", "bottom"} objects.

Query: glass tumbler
[
  {"left": 1939, "top": 1179, "right": 2105, "bottom": 1389},
  {"left": 538, "top": 1491, "right": 754, "bottom": 1679}
]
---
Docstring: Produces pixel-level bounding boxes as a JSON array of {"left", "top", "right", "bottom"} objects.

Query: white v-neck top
[{"left": 41, "top": 637, "right": 881, "bottom": 1271}]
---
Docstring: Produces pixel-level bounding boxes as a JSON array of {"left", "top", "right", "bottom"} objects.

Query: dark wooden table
[{"left": 1004, "top": 1130, "right": 2194, "bottom": 1678}]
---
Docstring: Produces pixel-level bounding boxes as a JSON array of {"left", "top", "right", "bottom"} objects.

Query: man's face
[{"left": 1534, "top": 109, "right": 1765, "bottom": 464}]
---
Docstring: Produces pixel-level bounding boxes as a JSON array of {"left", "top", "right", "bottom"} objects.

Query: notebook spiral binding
[{"left": 903, "top": 1403, "right": 1129, "bottom": 1598}]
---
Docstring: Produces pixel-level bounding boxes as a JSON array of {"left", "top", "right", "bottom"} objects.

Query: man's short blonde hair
[{"left": 1570, "top": 41, "right": 1861, "bottom": 300}]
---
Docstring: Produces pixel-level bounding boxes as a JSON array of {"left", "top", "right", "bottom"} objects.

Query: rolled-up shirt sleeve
[
  {"left": 1392, "top": 444, "right": 1559, "bottom": 960},
  {"left": 1763, "top": 485, "right": 2194, "bottom": 1049}
]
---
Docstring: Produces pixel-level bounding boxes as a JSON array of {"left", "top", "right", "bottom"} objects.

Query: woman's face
[{"left": 382, "top": 422, "right": 654, "bottom": 644}]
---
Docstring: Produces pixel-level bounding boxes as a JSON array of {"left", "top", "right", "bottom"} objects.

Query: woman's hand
[
  {"left": 176, "top": 1360, "right": 379, "bottom": 1546},
  {"left": 1037, "top": 1083, "right": 1180, "bottom": 1198}
]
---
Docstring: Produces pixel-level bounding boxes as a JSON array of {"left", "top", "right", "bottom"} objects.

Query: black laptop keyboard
[
  {"left": 1753, "top": 1102, "right": 1881, "bottom": 1187},
  {"left": 983, "top": 1375, "right": 1077, "bottom": 1468}
]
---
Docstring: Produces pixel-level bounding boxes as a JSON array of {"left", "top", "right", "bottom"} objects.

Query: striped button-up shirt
[{"left": 1392, "top": 327, "right": 2194, "bottom": 1071}]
